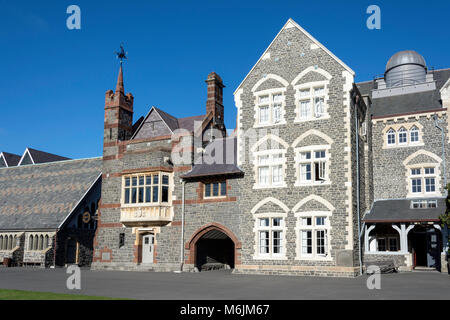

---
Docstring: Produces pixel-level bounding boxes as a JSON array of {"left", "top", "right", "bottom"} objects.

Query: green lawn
[{"left": 0, "top": 289, "right": 126, "bottom": 300}]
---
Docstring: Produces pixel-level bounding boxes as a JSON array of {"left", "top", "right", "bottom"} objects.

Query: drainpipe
[
  {"left": 52, "top": 228, "right": 58, "bottom": 268},
  {"left": 433, "top": 114, "right": 447, "bottom": 192},
  {"left": 354, "top": 97, "right": 363, "bottom": 276},
  {"left": 179, "top": 180, "right": 186, "bottom": 272}
]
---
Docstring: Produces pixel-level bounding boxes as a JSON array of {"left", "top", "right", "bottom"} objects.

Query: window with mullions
[
  {"left": 297, "top": 149, "right": 328, "bottom": 184},
  {"left": 257, "top": 217, "right": 284, "bottom": 257},
  {"left": 410, "top": 167, "right": 437, "bottom": 195},
  {"left": 204, "top": 181, "right": 227, "bottom": 198},
  {"left": 257, "top": 93, "right": 284, "bottom": 125},
  {"left": 296, "top": 85, "right": 327, "bottom": 120},
  {"left": 123, "top": 173, "right": 170, "bottom": 205},
  {"left": 298, "top": 215, "right": 329, "bottom": 259}
]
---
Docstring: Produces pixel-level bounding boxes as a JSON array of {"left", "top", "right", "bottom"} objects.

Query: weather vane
[{"left": 115, "top": 44, "right": 128, "bottom": 65}]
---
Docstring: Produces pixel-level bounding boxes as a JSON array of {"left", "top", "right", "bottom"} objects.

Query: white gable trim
[
  {"left": 18, "top": 148, "right": 35, "bottom": 166},
  {"left": 251, "top": 197, "right": 290, "bottom": 214},
  {"left": 0, "top": 153, "right": 7, "bottom": 167},
  {"left": 234, "top": 18, "right": 355, "bottom": 96},
  {"left": 130, "top": 106, "right": 174, "bottom": 140}
]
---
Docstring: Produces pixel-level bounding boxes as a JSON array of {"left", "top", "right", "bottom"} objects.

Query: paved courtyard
[{"left": 0, "top": 268, "right": 448, "bottom": 300}]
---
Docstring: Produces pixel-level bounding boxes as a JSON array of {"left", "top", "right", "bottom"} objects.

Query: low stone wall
[{"left": 363, "top": 253, "right": 411, "bottom": 271}]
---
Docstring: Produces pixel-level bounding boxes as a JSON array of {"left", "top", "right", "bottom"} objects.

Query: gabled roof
[
  {"left": 132, "top": 106, "right": 205, "bottom": 139},
  {"left": 0, "top": 152, "right": 21, "bottom": 167},
  {"left": 18, "top": 148, "right": 70, "bottom": 166},
  {"left": 234, "top": 18, "right": 355, "bottom": 95},
  {"left": 0, "top": 157, "right": 102, "bottom": 230}
]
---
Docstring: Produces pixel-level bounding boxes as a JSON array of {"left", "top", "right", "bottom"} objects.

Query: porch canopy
[{"left": 363, "top": 198, "right": 446, "bottom": 223}]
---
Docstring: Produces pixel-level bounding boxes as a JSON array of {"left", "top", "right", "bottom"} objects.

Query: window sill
[
  {"left": 384, "top": 142, "right": 425, "bottom": 149},
  {"left": 253, "top": 121, "right": 287, "bottom": 129},
  {"left": 295, "top": 256, "right": 333, "bottom": 261},
  {"left": 253, "top": 255, "right": 288, "bottom": 261},
  {"left": 121, "top": 203, "right": 172, "bottom": 208},
  {"left": 253, "top": 184, "right": 287, "bottom": 190},
  {"left": 294, "top": 181, "right": 331, "bottom": 187},
  {"left": 364, "top": 251, "right": 407, "bottom": 255},
  {"left": 294, "top": 115, "right": 330, "bottom": 123}
]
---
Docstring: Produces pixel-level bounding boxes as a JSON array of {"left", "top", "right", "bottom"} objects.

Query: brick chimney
[{"left": 205, "top": 72, "right": 225, "bottom": 127}]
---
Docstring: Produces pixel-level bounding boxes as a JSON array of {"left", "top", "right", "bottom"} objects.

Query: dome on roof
[
  {"left": 385, "top": 50, "right": 427, "bottom": 87},
  {"left": 385, "top": 50, "right": 426, "bottom": 72}
]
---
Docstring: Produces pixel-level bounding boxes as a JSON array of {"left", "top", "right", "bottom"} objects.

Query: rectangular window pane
[
  {"left": 273, "top": 104, "right": 281, "bottom": 123},
  {"left": 145, "top": 187, "right": 151, "bottom": 203},
  {"left": 377, "top": 238, "right": 386, "bottom": 251},
  {"left": 162, "top": 175, "right": 169, "bottom": 185},
  {"left": 153, "top": 175, "right": 159, "bottom": 185},
  {"left": 205, "top": 183, "right": 211, "bottom": 197},
  {"left": 273, "top": 94, "right": 283, "bottom": 103},
  {"left": 162, "top": 186, "right": 169, "bottom": 202},
  {"left": 389, "top": 238, "right": 398, "bottom": 251},
  {"left": 425, "top": 178, "right": 435, "bottom": 192},
  {"left": 131, "top": 188, "right": 137, "bottom": 203},
  {"left": 412, "top": 179, "right": 422, "bottom": 193},
  {"left": 259, "top": 218, "right": 269, "bottom": 227},
  {"left": 302, "top": 217, "right": 312, "bottom": 226},
  {"left": 220, "top": 182, "right": 227, "bottom": 196},
  {"left": 316, "top": 217, "right": 325, "bottom": 226},
  {"left": 124, "top": 188, "right": 130, "bottom": 204},
  {"left": 424, "top": 168, "right": 435, "bottom": 175},
  {"left": 125, "top": 177, "right": 130, "bottom": 187},
  {"left": 132, "top": 177, "right": 137, "bottom": 186},
  {"left": 259, "top": 95, "right": 269, "bottom": 104},
  {"left": 138, "top": 187, "right": 144, "bottom": 203},
  {"left": 152, "top": 186, "right": 158, "bottom": 202},
  {"left": 259, "top": 231, "right": 269, "bottom": 254},
  {"left": 139, "top": 176, "right": 144, "bottom": 186},
  {"left": 259, "top": 166, "right": 269, "bottom": 185},
  {"left": 272, "top": 165, "right": 283, "bottom": 184},
  {"left": 212, "top": 183, "right": 219, "bottom": 196},
  {"left": 259, "top": 106, "right": 269, "bottom": 123},
  {"left": 273, "top": 231, "right": 282, "bottom": 254},
  {"left": 411, "top": 169, "right": 421, "bottom": 175},
  {"left": 300, "top": 100, "right": 311, "bottom": 118},
  {"left": 146, "top": 176, "right": 152, "bottom": 185},
  {"left": 314, "top": 97, "right": 325, "bottom": 116},
  {"left": 273, "top": 218, "right": 282, "bottom": 227},
  {"left": 316, "top": 230, "right": 325, "bottom": 255},
  {"left": 301, "top": 230, "right": 312, "bottom": 254}
]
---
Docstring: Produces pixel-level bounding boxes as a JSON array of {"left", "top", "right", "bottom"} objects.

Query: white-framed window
[
  {"left": 410, "top": 126, "right": 419, "bottom": 143},
  {"left": 387, "top": 129, "right": 396, "bottom": 145},
  {"left": 409, "top": 167, "right": 438, "bottom": 196},
  {"left": 297, "top": 215, "right": 330, "bottom": 259},
  {"left": 294, "top": 82, "right": 329, "bottom": 121},
  {"left": 257, "top": 217, "right": 285, "bottom": 257},
  {"left": 411, "top": 199, "right": 437, "bottom": 209},
  {"left": 122, "top": 172, "right": 171, "bottom": 205},
  {"left": 295, "top": 147, "right": 330, "bottom": 185},
  {"left": 398, "top": 127, "right": 407, "bottom": 145},
  {"left": 255, "top": 151, "right": 286, "bottom": 188},
  {"left": 255, "top": 91, "right": 285, "bottom": 126},
  {"left": 385, "top": 125, "right": 422, "bottom": 148}
]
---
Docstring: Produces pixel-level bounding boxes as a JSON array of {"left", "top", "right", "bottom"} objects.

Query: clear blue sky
[{"left": 1, "top": 0, "right": 449, "bottom": 159}]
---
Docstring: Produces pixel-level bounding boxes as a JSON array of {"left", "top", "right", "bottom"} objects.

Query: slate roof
[
  {"left": 0, "top": 157, "right": 102, "bottom": 230},
  {"left": 181, "top": 136, "right": 243, "bottom": 179},
  {"left": 1, "top": 152, "right": 21, "bottom": 167},
  {"left": 363, "top": 198, "right": 446, "bottom": 223},
  {"left": 24, "top": 148, "right": 71, "bottom": 164},
  {"left": 132, "top": 107, "right": 205, "bottom": 139},
  {"left": 357, "top": 69, "right": 450, "bottom": 118}
]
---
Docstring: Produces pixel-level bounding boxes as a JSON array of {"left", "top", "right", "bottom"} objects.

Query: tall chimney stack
[{"left": 205, "top": 72, "right": 225, "bottom": 127}]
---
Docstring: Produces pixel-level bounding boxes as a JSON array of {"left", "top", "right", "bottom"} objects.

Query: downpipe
[
  {"left": 177, "top": 180, "right": 186, "bottom": 273},
  {"left": 355, "top": 100, "right": 363, "bottom": 276},
  {"left": 433, "top": 114, "right": 447, "bottom": 192}
]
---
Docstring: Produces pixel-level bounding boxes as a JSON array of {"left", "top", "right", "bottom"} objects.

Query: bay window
[{"left": 122, "top": 172, "right": 171, "bottom": 205}]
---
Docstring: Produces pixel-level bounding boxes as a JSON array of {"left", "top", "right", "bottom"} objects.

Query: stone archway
[{"left": 185, "top": 223, "right": 241, "bottom": 271}]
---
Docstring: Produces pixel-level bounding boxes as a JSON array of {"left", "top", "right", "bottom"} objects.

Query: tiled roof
[
  {"left": 181, "top": 136, "right": 243, "bottom": 179},
  {"left": 357, "top": 69, "right": 450, "bottom": 118},
  {"left": 26, "top": 148, "right": 71, "bottom": 164},
  {"left": 0, "top": 157, "right": 102, "bottom": 230},
  {"left": 0, "top": 152, "right": 21, "bottom": 167},
  {"left": 363, "top": 198, "right": 445, "bottom": 223}
]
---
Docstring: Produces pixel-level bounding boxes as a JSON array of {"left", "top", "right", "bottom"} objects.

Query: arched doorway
[{"left": 186, "top": 223, "right": 241, "bottom": 272}]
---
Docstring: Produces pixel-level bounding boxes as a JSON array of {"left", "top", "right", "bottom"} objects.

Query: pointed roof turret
[{"left": 115, "top": 64, "right": 124, "bottom": 94}]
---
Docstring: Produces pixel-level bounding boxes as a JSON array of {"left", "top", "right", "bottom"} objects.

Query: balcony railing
[{"left": 120, "top": 205, "right": 173, "bottom": 227}]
